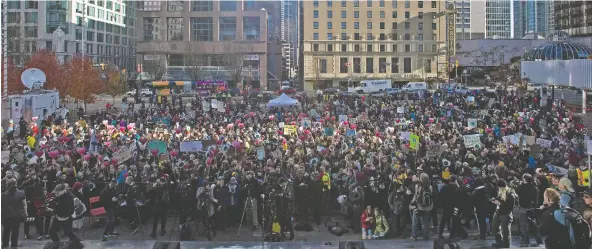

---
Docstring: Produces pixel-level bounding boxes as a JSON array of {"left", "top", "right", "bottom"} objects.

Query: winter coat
[
  {"left": 360, "top": 210, "right": 374, "bottom": 230},
  {"left": 374, "top": 214, "right": 390, "bottom": 235},
  {"left": 72, "top": 198, "right": 86, "bottom": 220}
]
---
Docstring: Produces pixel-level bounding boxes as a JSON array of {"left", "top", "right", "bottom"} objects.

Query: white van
[
  {"left": 348, "top": 79, "right": 392, "bottom": 93},
  {"left": 402, "top": 82, "right": 428, "bottom": 92}
]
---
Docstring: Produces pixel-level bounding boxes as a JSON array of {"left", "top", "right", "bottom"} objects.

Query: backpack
[
  {"left": 418, "top": 186, "right": 433, "bottom": 208},
  {"left": 558, "top": 207, "right": 592, "bottom": 249}
]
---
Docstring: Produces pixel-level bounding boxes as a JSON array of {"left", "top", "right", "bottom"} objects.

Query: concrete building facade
[
  {"left": 554, "top": 1, "right": 592, "bottom": 37},
  {"left": 453, "top": 0, "right": 486, "bottom": 40},
  {"left": 136, "top": 0, "right": 270, "bottom": 89},
  {"left": 485, "top": 0, "right": 513, "bottom": 39},
  {"left": 302, "top": 0, "right": 447, "bottom": 90},
  {"left": 5, "top": 0, "right": 137, "bottom": 71}
]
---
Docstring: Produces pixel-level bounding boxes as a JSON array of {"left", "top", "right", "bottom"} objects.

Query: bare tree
[
  {"left": 311, "top": 57, "right": 322, "bottom": 90},
  {"left": 185, "top": 53, "right": 208, "bottom": 81},
  {"left": 219, "top": 42, "right": 244, "bottom": 88},
  {"left": 142, "top": 59, "right": 167, "bottom": 81}
]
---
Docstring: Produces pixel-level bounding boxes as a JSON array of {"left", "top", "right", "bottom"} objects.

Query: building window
[
  {"left": 418, "top": 44, "right": 424, "bottom": 52},
  {"left": 191, "top": 17, "right": 213, "bottom": 41},
  {"left": 367, "top": 0, "right": 372, "bottom": 7},
  {"left": 431, "top": 1, "right": 437, "bottom": 8},
  {"left": 404, "top": 33, "right": 410, "bottom": 40},
  {"left": 392, "top": 11, "right": 397, "bottom": 18},
  {"left": 106, "top": 34, "right": 112, "bottom": 43},
  {"left": 167, "top": 1, "right": 183, "bottom": 11},
  {"left": 432, "top": 23, "right": 437, "bottom": 30},
  {"left": 418, "top": 1, "right": 423, "bottom": 8},
  {"left": 26, "top": 0, "right": 38, "bottom": 9},
  {"left": 353, "top": 58, "right": 361, "bottom": 73},
  {"left": 354, "top": 22, "right": 359, "bottom": 29},
  {"left": 328, "top": 22, "right": 333, "bottom": 29},
  {"left": 404, "top": 22, "right": 410, "bottom": 30},
  {"left": 403, "top": 57, "right": 411, "bottom": 73},
  {"left": 25, "top": 12, "right": 38, "bottom": 23},
  {"left": 367, "top": 44, "right": 373, "bottom": 51},
  {"left": 220, "top": 1, "right": 236, "bottom": 11},
  {"left": 418, "top": 12, "right": 424, "bottom": 19},
  {"left": 418, "top": 34, "right": 423, "bottom": 40},
  {"left": 167, "top": 17, "right": 183, "bottom": 41},
  {"left": 379, "top": 44, "right": 385, "bottom": 51},
  {"left": 313, "top": 0, "right": 318, "bottom": 7},
  {"left": 328, "top": 44, "right": 333, "bottom": 51},
  {"left": 391, "top": 58, "right": 399, "bottom": 73},
  {"left": 25, "top": 41, "right": 36, "bottom": 52},
  {"left": 243, "top": 17, "right": 260, "bottom": 40},
  {"left": 313, "top": 22, "right": 319, "bottom": 29},
  {"left": 7, "top": 1, "right": 20, "bottom": 9},
  {"left": 418, "top": 22, "right": 423, "bottom": 30},
  {"left": 380, "top": 11, "right": 385, "bottom": 18},
  {"left": 367, "top": 22, "right": 372, "bottom": 29},
  {"left": 392, "top": 22, "right": 398, "bottom": 29},
  {"left": 313, "top": 44, "right": 319, "bottom": 51},
  {"left": 43, "top": 41, "right": 51, "bottom": 51},
  {"left": 219, "top": 17, "right": 236, "bottom": 41},
  {"left": 143, "top": 17, "right": 159, "bottom": 41},
  {"left": 367, "top": 11, "right": 372, "bottom": 18},
  {"left": 354, "top": 11, "right": 359, "bottom": 18},
  {"left": 405, "top": 44, "right": 410, "bottom": 52},
  {"left": 379, "top": 58, "right": 386, "bottom": 73},
  {"left": 87, "top": 31, "right": 94, "bottom": 41},
  {"left": 341, "top": 22, "right": 346, "bottom": 29},
  {"left": 7, "top": 13, "right": 20, "bottom": 23},
  {"left": 168, "top": 54, "right": 184, "bottom": 67},
  {"left": 341, "top": 11, "right": 346, "bottom": 18},
  {"left": 392, "top": 1, "right": 398, "bottom": 8},
  {"left": 191, "top": 0, "right": 213, "bottom": 11},
  {"left": 341, "top": 44, "right": 347, "bottom": 51},
  {"left": 341, "top": 33, "right": 347, "bottom": 39},
  {"left": 314, "top": 10, "right": 319, "bottom": 18},
  {"left": 432, "top": 44, "right": 437, "bottom": 52},
  {"left": 25, "top": 26, "right": 37, "bottom": 38},
  {"left": 97, "top": 32, "right": 104, "bottom": 42},
  {"left": 392, "top": 44, "right": 397, "bottom": 52},
  {"left": 76, "top": 29, "right": 82, "bottom": 40},
  {"left": 328, "top": 11, "right": 333, "bottom": 18},
  {"left": 379, "top": 0, "right": 385, "bottom": 7},
  {"left": 380, "top": 22, "right": 385, "bottom": 29},
  {"left": 425, "top": 59, "right": 432, "bottom": 73},
  {"left": 341, "top": 0, "right": 346, "bottom": 7},
  {"left": 379, "top": 33, "right": 386, "bottom": 40},
  {"left": 313, "top": 33, "right": 319, "bottom": 40},
  {"left": 327, "top": 33, "right": 333, "bottom": 40},
  {"left": 366, "top": 33, "right": 372, "bottom": 40},
  {"left": 354, "top": 44, "right": 360, "bottom": 51},
  {"left": 405, "top": 11, "right": 410, "bottom": 18},
  {"left": 354, "top": 33, "right": 360, "bottom": 40},
  {"left": 365, "top": 58, "right": 373, "bottom": 73},
  {"left": 327, "top": 0, "right": 332, "bottom": 7},
  {"left": 319, "top": 59, "right": 327, "bottom": 73},
  {"left": 353, "top": 0, "right": 359, "bottom": 7},
  {"left": 340, "top": 57, "right": 348, "bottom": 73}
]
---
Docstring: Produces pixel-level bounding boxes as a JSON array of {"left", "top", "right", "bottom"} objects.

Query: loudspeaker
[
  {"left": 433, "top": 238, "right": 461, "bottom": 249},
  {"left": 43, "top": 242, "right": 84, "bottom": 249},
  {"left": 153, "top": 242, "right": 181, "bottom": 249},
  {"left": 339, "top": 241, "right": 365, "bottom": 249}
]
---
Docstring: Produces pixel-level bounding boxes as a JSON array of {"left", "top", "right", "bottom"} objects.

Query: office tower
[
  {"left": 485, "top": 0, "right": 513, "bottom": 39},
  {"left": 554, "top": 0, "right": 592, "bottom": 37},
  {"left": 513, "top": 0, "right": 552, "bottom": 39},
  {"left": 453, "top": 0, "right": 486, "bottom": 40}
]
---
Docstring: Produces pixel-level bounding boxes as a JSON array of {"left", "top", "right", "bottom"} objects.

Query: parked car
[
  {"left": 127, "top": 88, "right": 152, "bottom": 97},
  {"left": 323, "top": 88, "right": 340, "bottom": 94},
  {"left": 527, "top": 83, "right": 548, "bottom": 93}
]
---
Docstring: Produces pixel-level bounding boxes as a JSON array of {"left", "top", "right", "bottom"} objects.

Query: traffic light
[{"left": 455, "top": 60, "right": 459, "bottom": 67}]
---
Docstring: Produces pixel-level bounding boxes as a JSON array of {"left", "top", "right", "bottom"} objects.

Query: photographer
[
  {"left": 538, "top": 188, "right": 573, "bottom": 249},
  {"left": 515, "top": 173, "right": 542, "bottom": 247},
  {"left": 490, "top": 179, "right": 516, "bottom": 248}
]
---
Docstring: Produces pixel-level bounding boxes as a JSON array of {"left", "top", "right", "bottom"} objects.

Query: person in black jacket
[
  {"left": 438, "top": 175, "right": 463, "bottom": 238},
  {"left": 20, "top": 173, "right": 43, "bottom": 239},
  {"left": 514, "top": 173, "right": 543, "bottom": 247},
  {"left": 491, "top": 179, "right": 515, "bottom": 248},
  {"left": 471, "top": 177, "right": 489, "bottom": 240},
  {"left": 539, "top": 188, "right": 573, "bottom": 249},
  {"left": 149, "top": 177, "right": 169, "bottom": 238},
  {"left": 100, "top": 181, "right": 119, "bottom": 241},
  {"left": 46, "top": 183, "right": 81, "bottom": 244}
]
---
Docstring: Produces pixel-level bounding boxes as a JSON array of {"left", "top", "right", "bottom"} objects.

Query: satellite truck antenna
[{"left": 21, "top": 68, "right": 47, "bottom": 90}]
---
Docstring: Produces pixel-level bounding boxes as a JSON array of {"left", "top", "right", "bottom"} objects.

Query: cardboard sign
[
  {"left": 1, "top": 151, "right": 9, "bottom": 164},
  {"left": 409, "top": 133, "right": 420, "bottom": 150},
  {"left": 525, "top": 136, "right": 536, "bottom": 145},
  {"left": 180, "top": 141, "right": 203, "bottom": 152},
  {"left": 278, "top": 122, "right": 285, "bottom": 128},
  {"left": 283, "top": 125, "right": 297, "bottom": 135},
  {"left": 535, "top": 138, "right": 552, "bottom": 148},
  {"left": 488, "top": 98, "right": 495, "bottom": 107},
  {"left": 463, "top": 134, "right": 481, "bottom": 149},
  {"left": 346, "top": 129, "right": 356, "bottom": 137},
  {"left": 426, "top": 144, "right": 443, "bottom": 158},
  {"left": 399, "top": 132, "right": 411, "bottom": 141},
  {"left": 113, "top": 145, "right": 135, "bottom": 164},
  {"left": 338, "top": 115, "right": 348, "bottom": 123},
  {"left": 324, "top": 127, "right": 334, "bottom": 136},
  {"left": 256, "top": 147, "right": 265, "bottom": 160},
  {"left": 397, "top": 107, "right": 405, "bottom": 114},
  {"left": 147, "top": 140, "right": 167, "bottom": 155},
  {"left": 301, "top": 118, "right": 312, "bottom": 128},
  {"left": 202, "top": 101, "right": 210, "bottom": 112},
  {"left": 467, "top": 119, "right": 477, "bottom": 129}
]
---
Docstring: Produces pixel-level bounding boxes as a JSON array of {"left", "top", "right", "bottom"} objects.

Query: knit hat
[
  {"left": 72, "top": 182, "right": 84, "bottom": 191},
  {"left": 496, "top": 179, "right": 507, "bottom": 188}
]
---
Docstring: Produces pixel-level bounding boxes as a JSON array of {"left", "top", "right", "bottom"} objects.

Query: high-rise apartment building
[
  {"left": 513, "top": 0, "right": 553, "bottom": 39},
  {"left": 453, "top": 0, "right": 486, "bottom": 40},
  {"left": 5, "top": 0, "right": 137, "bottom": 71},
  {"left": 136, "top": 0, "right": 270, "bottom": 88},
  {"left": 302, "top": 0, "right": 447, "bottom": 90},
  {"left": 554, "top": 1, "right": 592, "bottom": 37},
  {"left": 485, "top": 0, "right": 513, "bottom": 39}
]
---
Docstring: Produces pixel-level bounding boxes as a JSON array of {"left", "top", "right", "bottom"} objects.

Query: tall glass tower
[
  {"left": 513, "top": 0, "right": 552, "bottom": 39},
  {"left": 485, "top": 0, "right": 513, "bottom": 39}
]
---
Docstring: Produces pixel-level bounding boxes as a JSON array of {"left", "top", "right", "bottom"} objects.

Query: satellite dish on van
[{"left": 21, "top": 68, "right": 46, "bottom": 89}]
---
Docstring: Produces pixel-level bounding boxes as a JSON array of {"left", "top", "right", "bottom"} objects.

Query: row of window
[
  {"left": 314, "top": 10, "right": 429, "bottom": 19},
  {"left": 311, "top": 43, "right": 438, "bottom": 53},
  {"left": 75, "top": 18, "right": 134, "bottom": 37},
  {"left": 313, "top": 32, "right": 436, "bottom": 41},
  {"left": 143, "top": 17, "right": 261, "bottom": 42},
  {"left": 313, "top": 0, "right": 437, "bottom": 9},
  {"left": 162, "top": 0, "right": 257, "bottom": 12},
  {"left": 313, "top": 21, "right": 437, "bottom": 31},
  {"left": 7, "top": 39, "right": 134, "bottom": 59},
  {"left": 316, "top": 57, "right": 432, "bottom": 74}
]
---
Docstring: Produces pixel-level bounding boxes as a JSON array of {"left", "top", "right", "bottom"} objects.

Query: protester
[
  {"left": 491, "top": 179, "right": 516, "bottom": 248},
  {"left": 539, "top": 188, "right": 573, "bottom": 249},
  {"left": 2, "top": 178, "right": 27, "bottom": 248}
]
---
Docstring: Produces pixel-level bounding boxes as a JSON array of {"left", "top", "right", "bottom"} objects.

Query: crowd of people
[{"left": 2, "top": 85, "right": 592, "bottom": 249}]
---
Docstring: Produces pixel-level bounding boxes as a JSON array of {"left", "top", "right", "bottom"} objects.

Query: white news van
[
  {"left": 402, "top": 82, "right": 428, "bottom": 92},
  {"left": 4, "top": 90, "right": 68, "bottom": 123},
  {"left": 348, "top": 79, "right": 392, "bottom": 93}
]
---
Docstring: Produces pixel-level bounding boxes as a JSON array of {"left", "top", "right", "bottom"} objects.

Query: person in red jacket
[{"left": 360, "top": 205, "right": 374, "bottom": 239}]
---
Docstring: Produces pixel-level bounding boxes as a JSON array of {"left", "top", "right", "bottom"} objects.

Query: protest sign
[
  {"left": 587, "top": 140, "right": 592, "bottom": 155},
  {"left": 349, "top": 118, "right": 357, "bottom": 124},
  {"left": 467, "top": 119, "right": 477, "bottom": 129},
  {"left": 397, "top": 107, "right": 405, "bottom": 114},
  {"left": 113, "top": 145, "right": 135, "bottom": 164},
  {"left": 202, "top": 101, "right": 210, "bottom": 112},
  {"left": 313, "top": 122, "right": 322, "bottom": 128},
  {"left": 211, "top": 99, "right": 218, "bottom": 109},
  {"left": 582, "top": 114, "right": 592, "bottom": 136},
  {"left": 257, "top": 147, "right": 265, "bottom": 160},
  {"left": 535, "top": 138, "right": 552, "bottom": 148},
  {"left": 426, "top": 144, "right": 443, "bottom": 158},
  {"left": 278, "top": 122, "right": 285, "bottom": 128},
  {"left": 147, "top": 140, "right": 167, "bottom": 154},
  {"left": 284, "top": 125, "right": 297, "bottom": 135},
  {"left": 301, "top": 118, "right": 312, "bottom": 128},
  {"left": 346, "top": 129, "right": 356, "bottom": 137},
  {"left": 466, "top": 96, "right": 475, "bottom": 102},
  {"left": 339, "top": 115, "right": 348, "bottom": 123},
  {"left": 399, "top": 132, "right": 411, "bottom": 141},
  {"left": 1, "top": 151, "right": 9, "bottom": 164},
  {"left": 180, "top": 141, "right": 204, "bottom": 152},
  {"left": 409, "top": 133, "right": 420, "bottom": 150},
  {"left": 324, "top": 127, "right": 334, "bottom": 136},
  {"left": 463, "top": 134, "right": 481, "bottom": 148},
  {"left": 525, "top": 136, "right": 536, "bottom": 145}
]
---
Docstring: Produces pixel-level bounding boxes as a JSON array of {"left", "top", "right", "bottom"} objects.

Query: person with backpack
[
  {"left": 539, "top": 188, "right": 575, "bottom": 249},
  {"left": 559, "top": 177, "right": 576, "bottom": 208},
  {"left": 490, "top": 179, "right": 516, "bottom": 248},
  {"left": 410, "top": 173, "right": 433, "bottom": 241}
]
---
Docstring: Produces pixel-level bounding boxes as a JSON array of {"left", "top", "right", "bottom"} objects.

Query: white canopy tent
[{"left": 267, "top": 93, "right": 300, "bottom": 107}]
